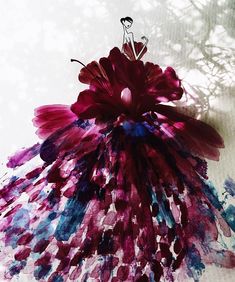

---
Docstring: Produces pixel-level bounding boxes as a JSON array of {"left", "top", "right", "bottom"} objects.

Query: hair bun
[{"left": 120, "top": 16, "right": 133, "bottom": 24}]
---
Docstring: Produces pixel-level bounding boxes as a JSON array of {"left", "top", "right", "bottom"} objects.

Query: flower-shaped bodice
[{"left": 71, "top": 47, "right": 183, "bottom": 122}]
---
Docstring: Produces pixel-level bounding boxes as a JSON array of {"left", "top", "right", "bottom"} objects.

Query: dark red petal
[
  {"left": 123, "top": 41, "right": 147, "bottom": 61},
  {"left": 154, "top": 105, "right": 224, "bottom": 160},
  {"left": 153, "top": 67, "right": 183, "bottom": 102},
  {"left": 71, "top": 90, "right": 97, "bottom": 117},
  {"left": 99, "top": 57, "right": 115, "bottom": 85},
  {"left": 158, "top": 121, "right": 221, "bottom": 160},
  {"left": 145, "top": 62, "right": 162, "bottom": 84},
  {"left": 155, "top": 104, "right": 224, "bottom": 148},
  {"left": 79, "top": 61, "right": 105, "bottom": 84},
  {"left": 15, "top": 248, "right": 31, "bottom": 261}
]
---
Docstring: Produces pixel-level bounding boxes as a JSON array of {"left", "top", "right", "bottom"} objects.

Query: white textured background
[{"left": 0, "top": 0, "right": 234, "bottom": 281}]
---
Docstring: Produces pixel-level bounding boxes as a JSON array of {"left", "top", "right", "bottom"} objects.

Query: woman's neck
[{"left": 123, "top": 25, "right": 128, "bottom": 33}]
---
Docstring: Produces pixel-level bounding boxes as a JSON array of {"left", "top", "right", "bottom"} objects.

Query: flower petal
[
  {"left": 33, "top": 105, "right": 77, "bottom": 139},
  {"left": 154, "top": 104, "right": 224, "bottom": 160}
]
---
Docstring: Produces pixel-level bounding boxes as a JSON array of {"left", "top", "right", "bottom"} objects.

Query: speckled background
[{"left": 0, "top": 0, "right": 234, "bottom": 281}]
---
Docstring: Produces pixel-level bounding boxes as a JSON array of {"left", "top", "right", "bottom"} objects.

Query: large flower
[
  {"left": 71, "top": 47, "right": 183, "bottom": 121},
  {"left": 70, "top": 47, "right": 223, "bottom": 161}
]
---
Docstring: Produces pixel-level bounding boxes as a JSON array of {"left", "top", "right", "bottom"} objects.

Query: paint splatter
[{"left": 0, "top": 46, "right": 235, "bottom": 281}]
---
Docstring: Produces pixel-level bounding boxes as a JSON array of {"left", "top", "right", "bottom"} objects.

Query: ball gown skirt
[{"left": 0, "top": 42, "right": 235, "bottom": 282}]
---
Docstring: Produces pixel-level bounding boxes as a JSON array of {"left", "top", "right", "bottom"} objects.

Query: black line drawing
[{"left": 120, "top": 16, "right": 148, "bottom": 60}]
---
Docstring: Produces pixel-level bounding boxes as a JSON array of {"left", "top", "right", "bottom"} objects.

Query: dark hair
[{"left": 120, "top": 17, "right": 133, "bottom": 24}]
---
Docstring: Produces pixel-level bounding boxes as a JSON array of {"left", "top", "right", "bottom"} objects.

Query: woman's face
[{"left": 123, "top": 20, "right": 132, "bottom": 29}]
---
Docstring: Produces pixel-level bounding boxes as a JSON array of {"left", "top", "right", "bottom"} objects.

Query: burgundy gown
[{"left": 0, "top": 41, "right": 235, "bottom": 282}]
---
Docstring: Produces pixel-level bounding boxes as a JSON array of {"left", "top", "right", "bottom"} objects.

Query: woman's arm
[
  {"left": 121, "top": 26, "right": 126, "bottom": 51},
  {"left": 128, "top": 32, "right": 138, "bottom": 60},
  {"left": 136, "top": 36, "right": 149, "bottom": 60},
  {"left": 122, "top": 34, "right": 126, "bottom": 52}
]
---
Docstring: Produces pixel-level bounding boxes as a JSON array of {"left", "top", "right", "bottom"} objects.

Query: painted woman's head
[{"left": 120, "top": 17, "right": 133, "bottom": 29}]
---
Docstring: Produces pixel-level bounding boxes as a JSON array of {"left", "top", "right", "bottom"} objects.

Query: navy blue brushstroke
[
  {"left": 76, "top": 119, "right": 91, "bottom": 129},
  {"left": 9, "top": 261, "right": 27, "bottom": 276},
  {"left": 34, "top": 265, "right": 52, "bottom": 280},
  {"left": 55, "top": 151, "right": 98, "bottom": 241},
  {"left": 54, "top": 197, "right": 87, "bottom": 241},
  {"left": 186, "top": 244, "right": 205, "bottom": 281},
  {"left": 122, "top": 121, "right": 149, "bottom": 137},
  {"left": 202, "top": 181, "right": 223, "bottom": 210},
  {"left": 5, "top": 208, "right": 30, "bottom": 248},
  {"left": 40, "top": 139, "right": 58, "bottom": 164},
  {"left": 33, "top": 212, "right": 56, "bottom": 243},
  {"left": 224, "top": 177, "right": 235, "bottom": 197},
  {"left": 51, "top": 275, "right": 64, "bottom": 282}
]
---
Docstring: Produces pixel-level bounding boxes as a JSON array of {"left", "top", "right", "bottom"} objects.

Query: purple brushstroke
[{"left": 7, "top": 143, "right": 40, "bottom": 168}]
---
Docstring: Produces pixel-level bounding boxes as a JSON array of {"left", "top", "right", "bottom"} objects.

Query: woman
[{"left": 121, "top": 16, "right": 148, "bottom": 60}]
